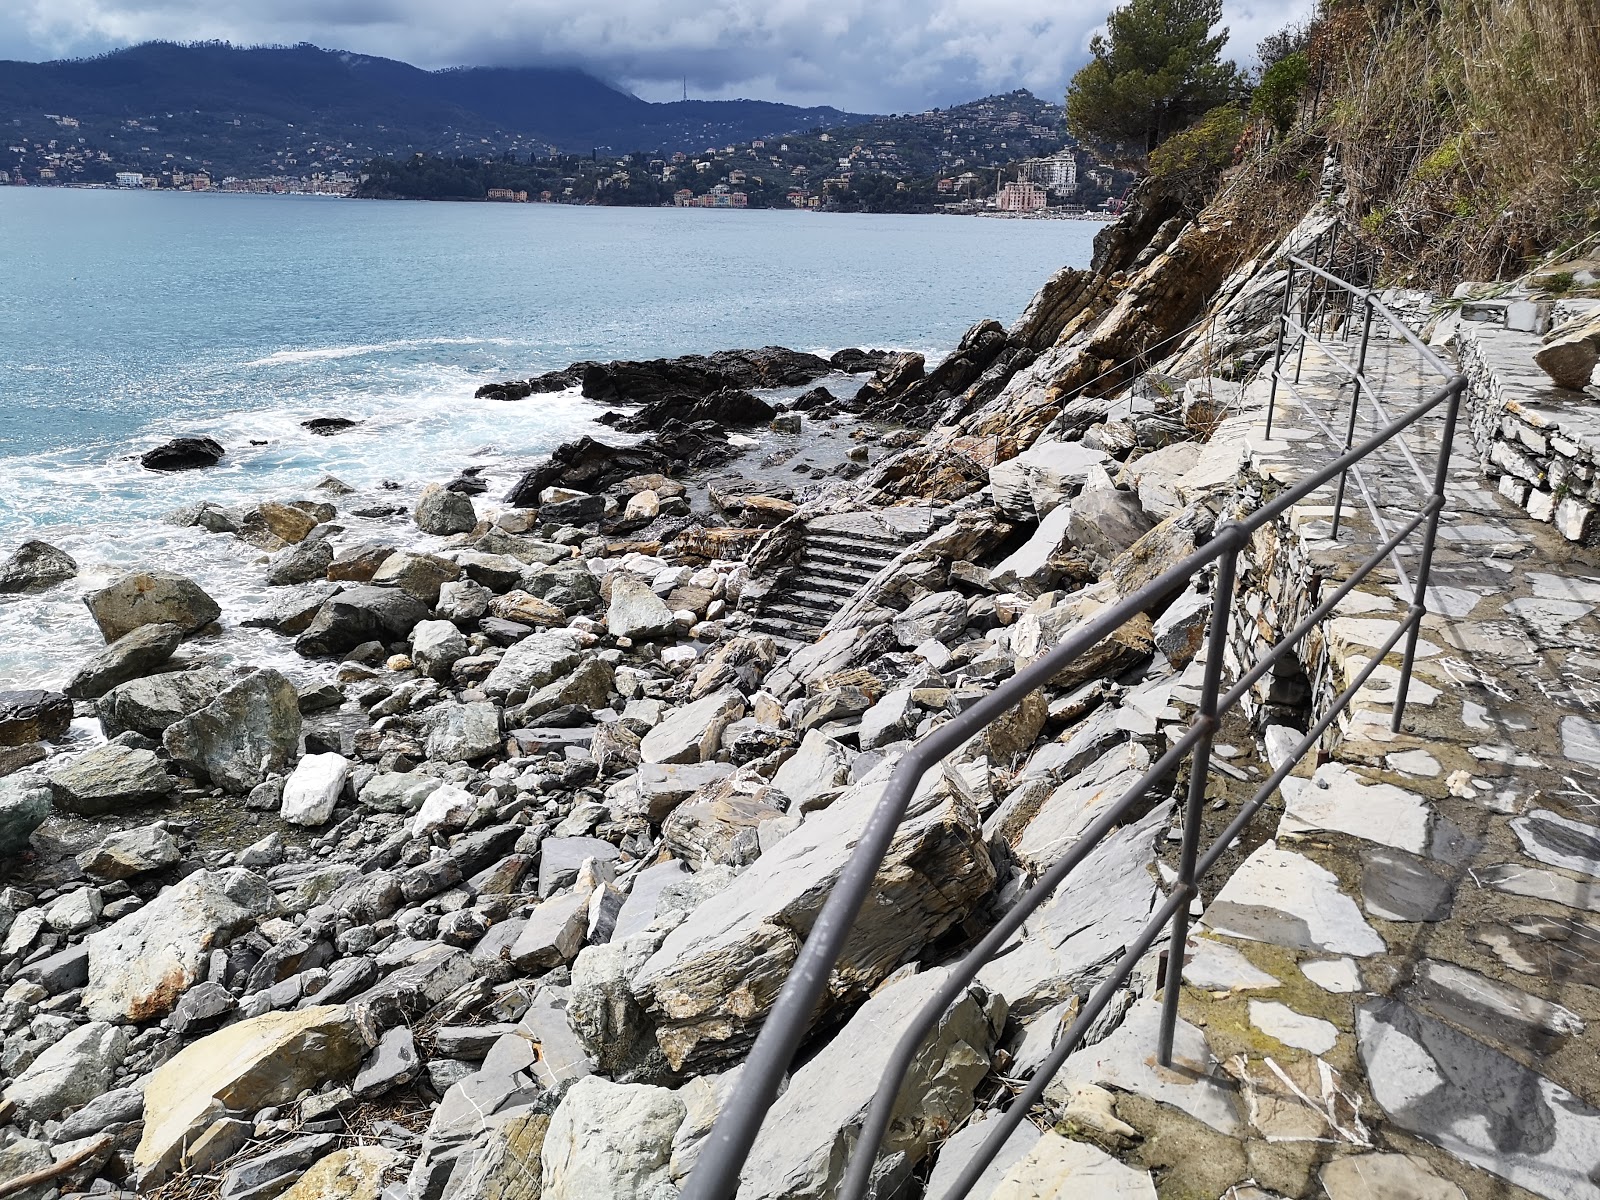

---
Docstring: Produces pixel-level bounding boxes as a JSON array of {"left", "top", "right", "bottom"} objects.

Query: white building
[
  {"left": 114, "top": 172, "right": 145, "bottom": 188},
  {"left": 1019, "top": 153, "right": 1078, "bottom": 196}
]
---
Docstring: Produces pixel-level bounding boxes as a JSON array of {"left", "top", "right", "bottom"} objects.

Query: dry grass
[{"left": 1315, "top": 0, "right": 1600, "bottom": 282}]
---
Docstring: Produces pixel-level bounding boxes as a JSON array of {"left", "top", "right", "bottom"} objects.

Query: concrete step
[
  {"left": 805, "top": 546, "right": 895, "bottom": 573},
  {"left": 807, "top": 533, "right": 905, "bottom": 559},
  {"left": 792, "top": 576, "right": 859, "bottom": 599},
  {"left": 760, "top": 602, "right": 833, "bottom": 626}
]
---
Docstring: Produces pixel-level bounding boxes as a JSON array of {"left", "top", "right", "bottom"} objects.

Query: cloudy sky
[{"left": 0, "top": 0, "right": 1315, "bottom": 112}]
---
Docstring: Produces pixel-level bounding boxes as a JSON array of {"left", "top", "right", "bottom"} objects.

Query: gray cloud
[{"left": 0, "top": 0, "right": 1315, "bottom": 111}]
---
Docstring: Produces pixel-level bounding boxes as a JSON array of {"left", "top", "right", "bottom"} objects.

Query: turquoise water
[{"left": 0, "top": 188, "right": 1102, "bottom": 688}]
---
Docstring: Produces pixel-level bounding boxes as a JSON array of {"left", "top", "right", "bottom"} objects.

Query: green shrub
[{"left": 1250, "top": 52, "right": 1311, "bottom": 134}]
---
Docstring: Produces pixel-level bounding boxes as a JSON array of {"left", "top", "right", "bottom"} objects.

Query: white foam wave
[{"left": 242, "top": 336, "right": 522, "bottom": 368}]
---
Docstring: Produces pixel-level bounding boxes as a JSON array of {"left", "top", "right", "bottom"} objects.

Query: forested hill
[{"left": 0, "top": 42, "right": 872, "bottom": 178}]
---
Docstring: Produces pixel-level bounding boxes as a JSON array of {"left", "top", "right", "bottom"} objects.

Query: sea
[{"left": 0, "top": 187, "right": 1104, "bottom": 691}]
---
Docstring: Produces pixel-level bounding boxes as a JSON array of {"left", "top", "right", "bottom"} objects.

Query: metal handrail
[{"left": 681, "top": 244, "right": 1467, "bottom": 1200}]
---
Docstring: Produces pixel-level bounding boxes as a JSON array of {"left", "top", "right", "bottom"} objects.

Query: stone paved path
[{"left": 1127, "top": 332, "right": 1600, "bottom": 1199}]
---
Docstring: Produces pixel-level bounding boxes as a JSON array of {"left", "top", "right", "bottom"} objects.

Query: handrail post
[
  {"left": 1265, "top": 259, "right": 1295, "bottom": 440},
  {"left": 1330, "top": 294, "right": 1375, "bottom": 540},
  {"left": 1157, "top": 546, "right": 1238, "bottom": 1066},
  {"left": 1391, "top": 376, "right": 1465, "bottom": 731}
]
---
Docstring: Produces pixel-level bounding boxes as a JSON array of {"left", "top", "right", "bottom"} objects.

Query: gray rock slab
[
  {"left": 1049, "top": 997, "right": 1243, "bottom": 1136},
  {"left": 738, "top": 968, "right": 1006, "bottom": 1200},
  {"left": 923, "top": 1113, "right": 1041, "bottom": 1200},
  {"left": 614, "top": 860, "right": 692, "bottom": 943},
  {"left": 539, "top": 836, "right": 621, "bottom": 898},
  {"left": 1204, "top": 843, "right": 1385, "bottom": 957},
  {"left": 1279, "top": 764, "right": 1433, "bottom": 855},
  {"left": 1512, "top": 808, "right": 1600, "bottom": 879},
  {"left": 1411, "top": 959, "right": 1583, "bottom": 1052},
  {"left": 1360, "top": 847, "right": 1453, "bottom": 922},
  {"left": 630, "top": 771, "right": 994, "bottom": 1073},
  {"left": 977, "top": 805, "right": 1168, "bottom": 1018},
  {"left": 541, "top": 1075, "right": 685, "bottom": 1200},
  {"left": 1476, "top": 861, "right": 1600, "bottom": 911},
  {"left": 985, "top": 1132, "right": 1157, "bottom": 1197},
  {"left": 1184, "top": 937, "right": 1281, "bottom": 992},
  {"left": 1320, "top": 1152, "right": 1466, "bottom": 1199},
  {"left": 1359, "top": 998, "right": 1600, "bottom": 1199}
]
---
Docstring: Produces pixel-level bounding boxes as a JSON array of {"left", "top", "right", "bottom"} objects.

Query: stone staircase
[{"left": 748, "top": 512, "right": 926, "bottom": 649}]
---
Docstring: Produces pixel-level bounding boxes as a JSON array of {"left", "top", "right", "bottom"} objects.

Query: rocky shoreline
[{"left": 0, "top": 180, "right": 1378, "bottom": 1199}]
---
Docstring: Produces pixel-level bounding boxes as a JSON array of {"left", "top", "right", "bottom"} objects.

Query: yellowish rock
[
  {"left": 278, "top": 1146, "right": 406, "bottom": 1200},
  {"left": 136, "top": 1005, "right": 375, "bottom": 1183}
]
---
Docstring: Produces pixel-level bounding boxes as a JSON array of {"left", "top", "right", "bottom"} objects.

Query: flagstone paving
[{"left": 1077, "top": 333, "right": 1600, "bottom": 1198}]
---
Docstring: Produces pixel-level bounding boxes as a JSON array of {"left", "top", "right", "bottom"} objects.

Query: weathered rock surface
[
  {"left": 0, "top": 689, "right": 72, "bottom": 746},
  {"left": 2, "top": 1019, "right": 128, "bottom": 1120},
  {"left": 280, "top": 752, "right": 352, "bottom": 826},
  {"left": 639, "top": 689, "right": 745, "bottom": 765},
  {"left": 607, "top": 574, "right": 676, "bottom": 640},
  {"left": 0, "top": 539, "right": 78, "bottom": 593},
  {"left": 540, "top": 1075, "right": 686, "bottom": 1200},
  {"left": 84, "top": 867, "right": 274, "bottom": 1021},
  {"left": 163, "top": 668, "right": 302, "bottom": 792},
  {"left": 141, "top": 435, "right": 225, "bottom": 471},
  {"left": 97, "top": 666, "right": 228, "bottom": 738},
  {"left": 63, "top": 621, "right": 183, "bottom": 700},
  {"left": 738, "top": 968, "right": 1006, "bottom": 1200},
  {"left": 84, "top": 570, "right": 221, "bottom": 642},
  {"left": 415, "top": 484, "right": 478, "bottom": 535},
  {"left": 0, "top": 774, "right": 52, "bottom": 856},
  {"left": 295, "top": 585, "right": 430, "bottom": 657},
  {"left": 77, "top": 822, "right": 180, "bottom": 879},
  {"left": 631, "top": 771, "right": 994, "bottom": 1071},
  {"left": 48, "top": 742, "right": 174, "bottom": 814},
  {"left": 136, "top": 1004, "right": 374, "bottom": 1182}
]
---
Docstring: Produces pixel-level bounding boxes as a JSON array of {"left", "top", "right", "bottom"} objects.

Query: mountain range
[{"left": 0, "top": 41, "right": 874, "bottom": 175}]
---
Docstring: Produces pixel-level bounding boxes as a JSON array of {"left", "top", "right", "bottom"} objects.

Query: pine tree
[{"left": 1066, "top": 0, "right": 1245, "bottom": 162}]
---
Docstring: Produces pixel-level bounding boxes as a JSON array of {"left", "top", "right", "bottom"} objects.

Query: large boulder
[
  {"left": 1065, "top": 484, "right": 1156, "bottom": 563},
  {"left": 425, "top": 701, "right": 502, "bottom": 763},
  {"left": 48, "top": 742, "right": 174, "bottom": 814},
  {"left": 140, "top": 435, "right": 225, "bottom": 471},
  {"left": 630, "top": 771, "right": 994, "bottom": 1072},
  {"left": 0, "top": 539, "right": 77, "bottom": 594},
  {"left": 77, "top": 823, "right": 182, "bottom": 879},
  {"left": 989, "top": 440, "right": 1109, "bottom": 519},
  {"left": 2, "top": 1020, "right": 129, "bottom": 1120},
  {"left": 0, "top": 689, "right": 72, "bottom": 746},
  {"left": 135, "top": 1005, "right": 375, "bottom": 1184},
  {"left": 1535, "top": 312, "right": 1600, "bottom": 390},
  {"left": 163, "top": 669, "right": 302, "bottom": 793},
  {"left": 370, "top": 551, "right": 459, "bottom": 606},
  {"left": 639, "top": 690, "right": 746, "bottom": 765},
  {"left": 541, "top": 1075, "right": 686, "bottom": 1200},
  {"left": 84, "top": 867, "right": 274, "bottom": 1022},
  {"left": 482, "top": 628, "right": 586, "bottom": 702},
  {"left": 63, "top": 622, "right": 183, "bottom": 700},
  {"left": 97, "top": 666, "right": 229, "bottom": 738},
  {"left": 84, "top": 571, "right": 221, "bottom": 642},
  {"left": 0, "top": 775, "right": 52, "bottom": 857},
  {"left": 738, "top": 970, "right": 1006, "bottom": 1200},
  {"left": 294, "top": 585, "right": 429, "bottom": 657},
  {"left": 415, "top": 484, "right": 478, "bottom": 535},
  {"left": 607, "top": 574, "right": 676, "bottom": 640},
  {"left": 411, "top": 619, "right": 469, "bottom": 681}
]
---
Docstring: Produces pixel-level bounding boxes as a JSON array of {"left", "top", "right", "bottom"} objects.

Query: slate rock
[
  {"left": 64, "top": 621, "right": 183, "bottom": 700},
  {"left": 0, "top": 539, "right": 78, "bottom": 594},
  {"left": 540, "top": 1075, "right": 685, "bottom": 1200},
  {"left": 1360, "top": 846, "right": 1453, "bottom": 922},
  {"left": 77, "top": 822, "right": 181, "bottom": 879},
  {"left": 137, "top": 1006, "right": 372, "bottom": 1184},
  {"left": 631, "top": 772, "right": 993, "bottom": 1072},
  {"left": 48, "top": 742, "right": 175, "bottom": 814},
  {"left": 97, "top": 666, "right": 229, "bottom": 738},
  {"left": 607, "top": 573, "right": 676, "bottom": 641},
  {"left": 0, "top": 774, "right": 52, "bottom": 857},
  {"left": 142, "top": 435, "right": 225, "bottom": 471},
  {"left": 415, "top": 484, "right": 478, "bottom": 536},
  {"left": 639, "top": 689, "right": 746, "bottom": 765},
  {"left": 2, "top": 1019, "right": 128, "bottom": 1120},
  {"left": 295, "top": 584, "right": 430, "bottom": 657},
  {"left": 0, "top": 689, "right": 73, "bottom": 745},
  {"left": 738, "top": 968, "right": 1006, "bottom": 1200}
]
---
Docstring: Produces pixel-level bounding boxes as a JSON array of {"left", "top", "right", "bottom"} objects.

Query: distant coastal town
[{"left": 9, "top": 89, "right": 1136, "bottom": 216}]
